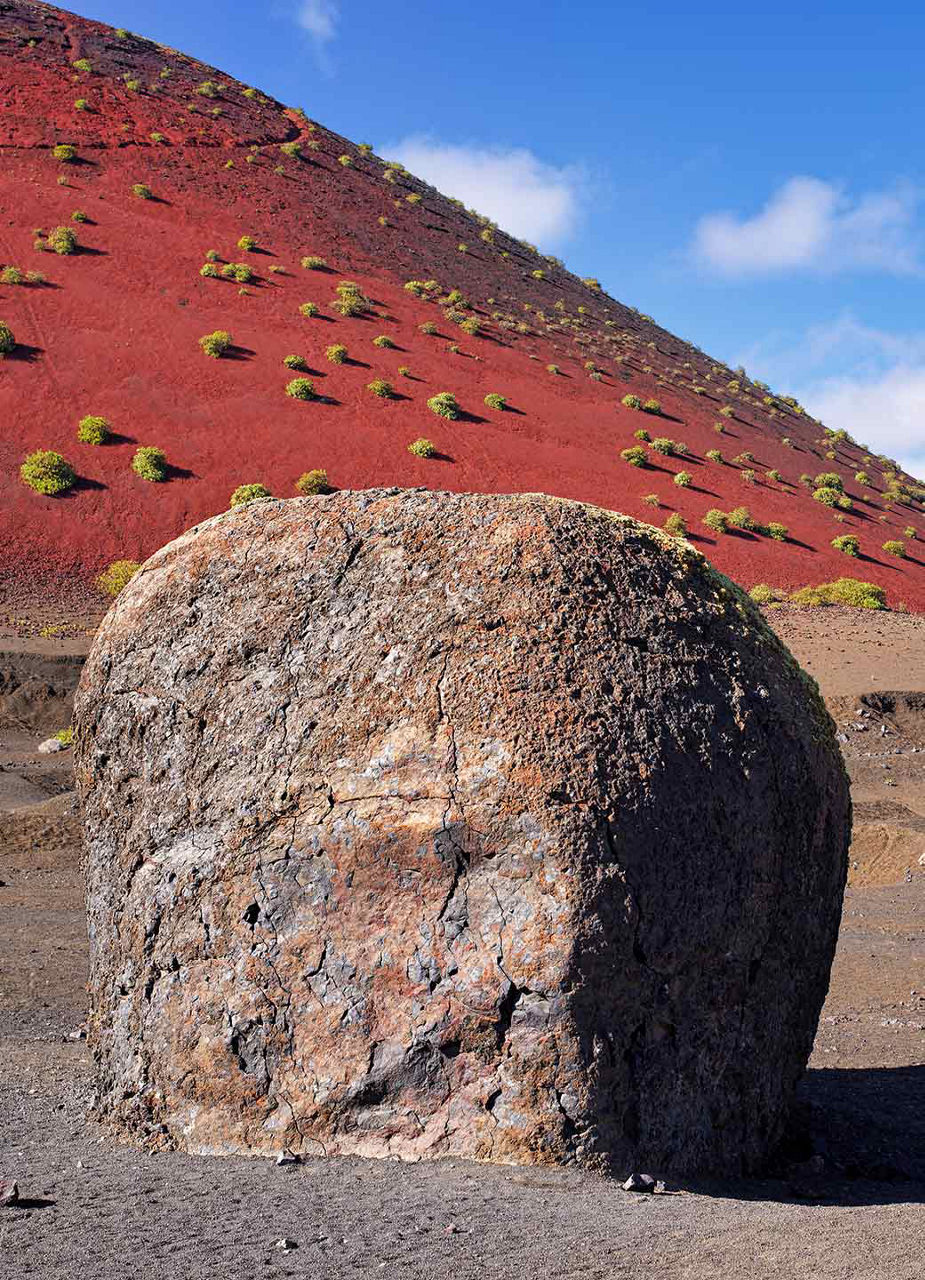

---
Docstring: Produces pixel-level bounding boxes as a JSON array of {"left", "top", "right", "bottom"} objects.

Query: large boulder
[{"left": 75, "top": 490, "right": 850, "bottom": 1176}]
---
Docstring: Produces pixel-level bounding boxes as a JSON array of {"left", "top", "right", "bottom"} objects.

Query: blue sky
[{"left": 82, "top": 0, "right": 925, "bottom": 475}]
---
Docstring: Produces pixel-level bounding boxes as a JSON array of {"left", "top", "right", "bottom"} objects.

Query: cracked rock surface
[{"left": 74, "top": 489, "right": 850, "bottom": 1176}]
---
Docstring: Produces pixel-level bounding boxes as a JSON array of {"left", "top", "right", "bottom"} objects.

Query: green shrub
[
  {"left": 767, "top": 522, "right": 788, "bottom": 541},
  {"left": 221, "top": 262, "right": 253, "bottom": 282},
  {"left": 71, "top": 209, "right": 89, "bottom": 223},
  {"left": 719, "top": 405, "right": 734, "bottom": 417},
  {"left": 855, "top": 471, "right": 871, "bottom": 486},
  {"left": 199, "top": 330, "right": 232, "bottom": 358},
  {"left": 713, "top": 420, "right": 726, "bottom": 433},
  {"left": 622, "top": 393, "right": 642, "bottom": 410},
  {"left": 367, "top": 378, "right": 394, "bottom": 398},
  {"left": 765, "top": 468, "right": 782, "bottom": 483},
  {"left": 150, "top": 132, "right": 166, "bottom": 143},
  {"left": 749, "top": 583, "right": 779, "bottom": 605},
  {"left": 373, "top": 334, "right": 396, "bottom": 349},
  {"left": 74, "top": 98, "right": 89, "bottom": 111},
  {"left": 199, "top": 263, "right": 219, "bottom": 277},
  {"left": 460, "top": 317, "right": 480, "bottom": 337},
  {"left": 882, "top": 539, "right": 906, "bottom": 558},
  {"left": 741, "top": 469, "right": 757, "bottom": 485},
  {"left": 132, "top": 183, "right": 153, "bottom": 199},
  {"left": 20, "top": 450, "right": 75, "bottom": 495},
  {"left": 295, "top": 469, "right": 329, "bottom": 495},
  {"left": 332, "top": 281, "right": 369, "bottom": 316},
  {"left": 733, "top": 451, "right": 754, "bottom": 464},
  {"left": 727, "top": 506, "right": 756, "bottom": 530},
  {"left": 664, "top": 513, "right": 687, "bottom": 538},
  {"left": 705, "top": 448, "right": 723, "bottom": 463},
  {"left": 632, "top": 428, "right": 649, "bottom": 442},
  {"left": 484, "top": 393, "right": 506, "bottom": 410},
  {"left": 419, "top": 321, "right": 438, "bottom": 335},
  {"left": 132, "top": 446, "right": 167, "bottom": 482},
  {"left": 642, "top": 493, "right": 659, "bottom": 507},
  {"left": 904, "top": 526, "right": 917, "bottom": 539},
  {"left": 47, "top": 226, "right": 77, "bottom": 254},
  {"left": 643, "top": 399, "right": 661, "bottom": 414},
  {"left": 72, "top": 59, "right": 91, "bottom": 73},
  {"left": 398, "top": 365, "right": 411, "bottom": 377},
  {"left": 97, "top": 560, "right": 141, "bottom": 596},
  {"left": 428, "top": 392, "right": 459, "bottom": 420},
  {"left": 326, "top": 343, "right": 348, "bottom": 364},
  {"left": 546, "top": 363, "right": 559, "bottom": 375},
  {"left": 0, "top": 266, "right": 22, "bottom": 285},
  {"left": 230, "top": 483, "right": 271, "bottom": 507},
  {"left": 283, "top": 354, "right": 307, "bottom": 370},
  {"left": 301, "top": 255, "right": 326, "bottom": 270},
  {"left": 790, "top": 578, "right": 885, "bottom": 610},
  {"left": 621, "top": 446, "right": 648, "bottom": 468},
  {"left": 702, "top": 508, "right": 728, "bottom": 534},
  {"left": 196, "top": 80, "right": 219, "bottom": 97},
  {"left": 77, "top": 414, "right": 110, "bottom": 445},
  {"left": 674, "top": 470, "right": 692, "bottom": 488},
  {"left": 831, "top": 534, "right": 860, "bottom": 556},
  {"left": 286, "top": 377, "right": 315, "bottom": 400},
  {"left": 205, "top": 249, "right": 220, "bottom": 262},
  {"left": 408, "top": 438, "right": 437, "bottom": 458},
  {"left": 299, "top": 301, "right": 319, "bottom": 317},
  {"left": 337, "top": 154, "right": 353, "bottom": 167},
  {"left": 813, "top": 486, "right": 841, "bottom": 507},
  {"left": 53, "top": 143, "right": 77, "bottom": 162},
  {"left": 814, "top": 471, "right": 843, "bottom": 491},
  {"left": 649, "top": 437, "right": 677, "bottom": 456},
  {"left": 0, "top": 321, "right": 14, "bottom": 355}
]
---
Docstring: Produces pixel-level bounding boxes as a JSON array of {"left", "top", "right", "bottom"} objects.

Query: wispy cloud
[
  {"left": 693, "top": 177, "right": 922, "bottom": 277},
  {"left": 382, "top": 137, "right": 583, "bottom": 247},
  {"left": 735, "top": 313, "right": 925, "bottom": 477},
  {"left": 296, "top": 0, "right": 339, "bottom": 43}
]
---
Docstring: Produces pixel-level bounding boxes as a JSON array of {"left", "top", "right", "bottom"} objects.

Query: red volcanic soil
[{"left": 1, "top": 1, "right": 924, "bottom": 610}]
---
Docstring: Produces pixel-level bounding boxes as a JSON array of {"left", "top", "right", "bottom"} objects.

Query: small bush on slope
[
  {"left": 484, "top": 393, "right": 507, "bottom": 410},
  {"left": 132, "top": 447, "right": 167, "bottom": 482},
  {"left": 408, "top": 438, "right": 437, "bottom": 457},
  {"left": 20, "top": 450, "right": 75, "bottom": 495},
  {"left": 428, "top": 392, "right": 459, "bottom": 420},
  {"left": 97, "top": 560, "right": 141, "bottom": 596},
  {"left": 230, "top": 483, "right": 271, "bottom": 507},
  {"left": 326, "top": 344, "right": 348, "bottom": 364},
  {"left": 882, "top": 540, "right": 906, "bottom": 558},
  {"left": 620, "top": 446, "right": 648, "bottom": 468},
  {"left": 286, "top": 378, "right": 315, "bottom": 400},
  {"left": 790, "top": 579, "right": 886, "bottom": 610},
  {"left": 0, "top": 321, "right": 15, "bottom": 355},
  {"left": 199, "top": 330, "right": 232, "bottom": 358},
  {"left": 77, "top": 415, "right": 110, "bottom": 444},
  {"left": 295, "top": 470, "right": 329, "bottom": 495},
  {"left": 831, "top": 534, "right": 860, "bottom": 556}
]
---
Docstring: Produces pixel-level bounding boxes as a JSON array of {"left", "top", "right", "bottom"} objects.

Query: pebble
[
  {"left": 37, "top": 738, "right": 66, "bottom": 754},
  {"left": 275, "top": 1150, "right": 300, "bottom": 1166},
  {"left": 0, "top": 1180, "right": 19, "bottom": 1207},
  {"left": 274, "top": 1238, "right": 297, "bottom": 1253},
  {"left": 622, "top": 1172, "right": 657, "bottom": 1193}
]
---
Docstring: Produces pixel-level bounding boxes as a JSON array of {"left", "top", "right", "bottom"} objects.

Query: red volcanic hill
[{"left": 1, "top": 1, "right": 924, "bottom": 612}]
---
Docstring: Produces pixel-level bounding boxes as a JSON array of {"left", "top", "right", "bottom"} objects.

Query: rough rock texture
[{"left": 74, "top": 489, "right": 850, "bottom": 1176}]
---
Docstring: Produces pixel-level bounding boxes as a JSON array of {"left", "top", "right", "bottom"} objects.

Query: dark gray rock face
[{"left": 74, "top": 490, "right": 850, "bottom": 1175}]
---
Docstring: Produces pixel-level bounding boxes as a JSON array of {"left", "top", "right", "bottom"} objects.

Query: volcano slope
[{"left": 1, "top": 0, "right": 924, "bottom": 614}]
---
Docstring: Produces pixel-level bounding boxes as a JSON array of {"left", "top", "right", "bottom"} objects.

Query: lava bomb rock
[{"left": 75, "top": 490, "right": 850, "bottom": 1175}]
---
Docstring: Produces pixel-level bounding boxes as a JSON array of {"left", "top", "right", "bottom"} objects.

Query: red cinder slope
[{"left": 1, "top": 1, "right": 924, "bottom": 608}]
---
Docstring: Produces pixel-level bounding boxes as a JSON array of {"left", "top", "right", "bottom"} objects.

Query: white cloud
[
  {"left": 734, "top": 313, "right": 925, "bottom": 478},
  {"left": 296, "top": 0, "right": 338, "bottom": 43},
  {"left": 382, "top": 137, "right": 582, "bottom": 247},
  {"left": 694, "top": 176, "right": 922, "bottom": 277},
  {"left": 800, "top": 364, "right": 925, "bottom": 479}
]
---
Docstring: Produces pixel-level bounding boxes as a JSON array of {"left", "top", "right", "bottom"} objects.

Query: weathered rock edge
[{"left": 75, "top": 490, "right": 850, "bottom": 1176}]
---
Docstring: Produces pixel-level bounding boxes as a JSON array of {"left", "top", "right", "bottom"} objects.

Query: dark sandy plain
[{"left": 1, "top": 605, "right": 923, "bottom": 1280}]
